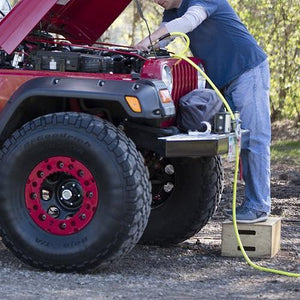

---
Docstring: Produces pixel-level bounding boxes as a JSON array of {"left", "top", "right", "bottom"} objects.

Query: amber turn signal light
[{"left": 125, "top": 96, "right": 142, "bottom": 113}]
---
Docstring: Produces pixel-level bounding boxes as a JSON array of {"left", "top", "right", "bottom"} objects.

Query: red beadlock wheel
[{"left": 25, "top": 156, "right": 98, "bottom": 235}]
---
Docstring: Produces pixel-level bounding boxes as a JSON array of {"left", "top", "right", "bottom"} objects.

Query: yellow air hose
[{"left": 166, "top": 31, "right": 300, "bottom": 277}]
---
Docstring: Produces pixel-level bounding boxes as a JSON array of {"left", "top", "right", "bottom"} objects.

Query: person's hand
[
  {"left": 134, "top": 25, "right": 168, "bottom": 51},
  {"left": 135, "top": 37, "right": 152, "bottom": 51}
]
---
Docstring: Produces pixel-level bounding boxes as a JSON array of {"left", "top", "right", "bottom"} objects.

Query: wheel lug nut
[
  {"left": 164, "top": 182, "right": 174, "bottom": 193},
  {"left": 42, "top": 189, "right": 51, "bottom": 201},
  {"left": 47, "top": 206, "right": 60, "bottom": 218},
  {"left": 165, "top": 164, "right": 175, "bottom": 175}
]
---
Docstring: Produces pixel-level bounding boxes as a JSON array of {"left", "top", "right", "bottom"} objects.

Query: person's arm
[
  {"left": 135, "top": 6, "right": 207, "bottom": 50},
  {"left": 135, "top": 23, "right": 169, "bottom": 51}
]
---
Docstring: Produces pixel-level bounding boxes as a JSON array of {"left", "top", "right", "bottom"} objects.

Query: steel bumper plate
[{"left": 158, "top": 130, "right": 249, "bottom": 157}]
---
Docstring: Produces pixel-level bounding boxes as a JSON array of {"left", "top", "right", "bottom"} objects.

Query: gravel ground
[{"left": 0, "top": 122, "right": 299, "bottom": 300}]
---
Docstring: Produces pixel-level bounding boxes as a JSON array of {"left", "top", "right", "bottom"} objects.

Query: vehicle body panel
[
  {"left": 141, "top": 58, "right": 199, "bottom": 108},
  {"left": 0, "top": 0, "right": 232, "bottom": 160},
  {"left": 0, "top": 0, "right": 58, "bottom": 53},
  {"left": 0, "top": 0, "right": 132, "bottom": 53},
  {"left": 0, "top": 69, "right": 133, "bottom": 109}
]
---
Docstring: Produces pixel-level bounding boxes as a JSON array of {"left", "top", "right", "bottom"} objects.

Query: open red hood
[{"left": 0, "top": 0, "right": 132, "bottom": 54}]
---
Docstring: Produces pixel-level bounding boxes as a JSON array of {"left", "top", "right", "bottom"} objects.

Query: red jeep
[{"left": 0, "top": 0, "right": 229, "bottom": 272}]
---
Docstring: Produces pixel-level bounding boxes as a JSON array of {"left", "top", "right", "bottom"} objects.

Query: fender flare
[{"left": 0, "top": 76, "right": 170, "bottom": 141}]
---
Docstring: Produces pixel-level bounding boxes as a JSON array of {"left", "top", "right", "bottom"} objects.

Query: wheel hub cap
[
  {"left": 62, "top": 189, "right": 73, "bottom": 200},
  {"left": 58, "top": 180, "right": 83, "bottom": 210}
]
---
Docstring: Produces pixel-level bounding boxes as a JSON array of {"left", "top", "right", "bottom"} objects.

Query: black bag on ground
[{"left": 177, "top": 88, "right": 223, "bottom": 132}]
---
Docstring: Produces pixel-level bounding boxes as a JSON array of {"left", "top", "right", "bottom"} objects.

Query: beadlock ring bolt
[
  {"left": 57, "top": 162, "right": 64, "bottom": 169},
  {"left": 60, "top": 223, "right": 66, "bottom": 229},
  {"left": 31, "top": 193, "right": 37, "bottom": 200},
  {"left": 38, "top": 171, "right": 44, "bottom": 178}
]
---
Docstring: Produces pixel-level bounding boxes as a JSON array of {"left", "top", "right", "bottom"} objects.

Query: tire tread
[{"left": 0, "top": 112, "right": 151, "bottom": 272}]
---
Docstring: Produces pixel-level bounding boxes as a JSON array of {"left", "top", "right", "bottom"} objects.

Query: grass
[{"left": 271, "top": 140, "right": 300, "bottom": 164}]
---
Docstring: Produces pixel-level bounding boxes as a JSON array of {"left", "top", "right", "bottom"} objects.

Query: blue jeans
[{"left": 223, "top": 59, "right": 271, "bottom": 213}]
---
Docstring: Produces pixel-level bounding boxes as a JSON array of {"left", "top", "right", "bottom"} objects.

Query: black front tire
[
  {"left": 141, "top": 155, "right": 223, "bottom": 246},
  {"left": 0, "top": 112, "right": 151, "bottom": 272}
]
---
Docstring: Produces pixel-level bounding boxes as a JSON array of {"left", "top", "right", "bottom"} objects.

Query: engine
[
  {"left": 0, "top": 35, "right": 148, "bottom": 74},
  {"left": 30, "top": 49, "right": 147, "bottom": 74}
]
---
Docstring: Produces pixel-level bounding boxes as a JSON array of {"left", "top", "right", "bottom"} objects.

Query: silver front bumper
[{"left": 158, "top": 130, "right": 249, "bottom": 157}]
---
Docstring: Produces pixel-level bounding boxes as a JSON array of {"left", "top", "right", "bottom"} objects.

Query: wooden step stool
[{"left": 221, "top": 217, "right": 281, "bottom": 258}]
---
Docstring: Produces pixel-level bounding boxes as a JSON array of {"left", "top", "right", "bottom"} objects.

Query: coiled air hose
[{"left": 161, "top": 31, "right": 300, "bottom": 277}]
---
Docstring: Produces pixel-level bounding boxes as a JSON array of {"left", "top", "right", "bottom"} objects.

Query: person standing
[{"left": 136, "top": 0, "right": 271, "bottom": 223}]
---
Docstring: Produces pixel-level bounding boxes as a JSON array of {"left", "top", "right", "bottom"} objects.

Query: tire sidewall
[
  {"left": 0, "top": 116, "right": 144, "bottom": 268},
  {"left": 141, "top": 156, "right": 221, "bottom": 245}
]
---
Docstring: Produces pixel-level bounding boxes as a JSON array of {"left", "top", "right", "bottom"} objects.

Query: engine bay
[{"left": 0, "top": 32, "right": 165, "bottom": 75}]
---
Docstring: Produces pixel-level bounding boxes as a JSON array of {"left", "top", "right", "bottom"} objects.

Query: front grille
[{"left": 171, "top": 60, "right": 198, "bottom": 107}]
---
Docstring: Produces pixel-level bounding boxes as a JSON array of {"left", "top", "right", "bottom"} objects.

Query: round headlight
[
  {"left": 197, "top": 63, "right": 206, "bottom": 89},
  {"left": 162, "top": 65, "right": 173, "bottom": 93}
]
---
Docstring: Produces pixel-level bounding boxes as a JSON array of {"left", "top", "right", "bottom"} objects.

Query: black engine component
[
  {"left": 0, "top": 51, "right": 6, "bottom": 68},
  {"left": 29, "top": 49, "right": 144, "bottom": 74},
  {"left": 0, "top": 50, "right": 14, "bottom": 69},
  {"left": 80, "top": 54, "right": 113, "bottom": 73},
  {"left": 32, "top": 51, "right": 80, "bottom": 72}
]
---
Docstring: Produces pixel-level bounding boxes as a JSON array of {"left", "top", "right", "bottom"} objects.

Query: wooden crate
[{"left": 221, "top": 217, "right": 281, "bottom": 258}]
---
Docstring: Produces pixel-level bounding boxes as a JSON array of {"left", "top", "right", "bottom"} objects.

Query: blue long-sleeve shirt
[{"left": 163, "top": 0, "right": 267, "bottom": 89}]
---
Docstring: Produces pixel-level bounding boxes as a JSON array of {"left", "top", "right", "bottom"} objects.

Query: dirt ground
[{"left": 0, "top": 121, "right": 299, "bottom": 300}]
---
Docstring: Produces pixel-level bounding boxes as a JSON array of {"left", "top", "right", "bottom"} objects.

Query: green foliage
[
  {"left": 102, "top": 1, "right": 163, "bottom": 45},
  {"left": 9, "top": 0, "right": 18, "bottom": 6},
  {"left": 228, "top": 1, "right": 299, "bottom": 123},
  {"left": 271, "top": 140, "right": 300, "bottom": 164}
]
